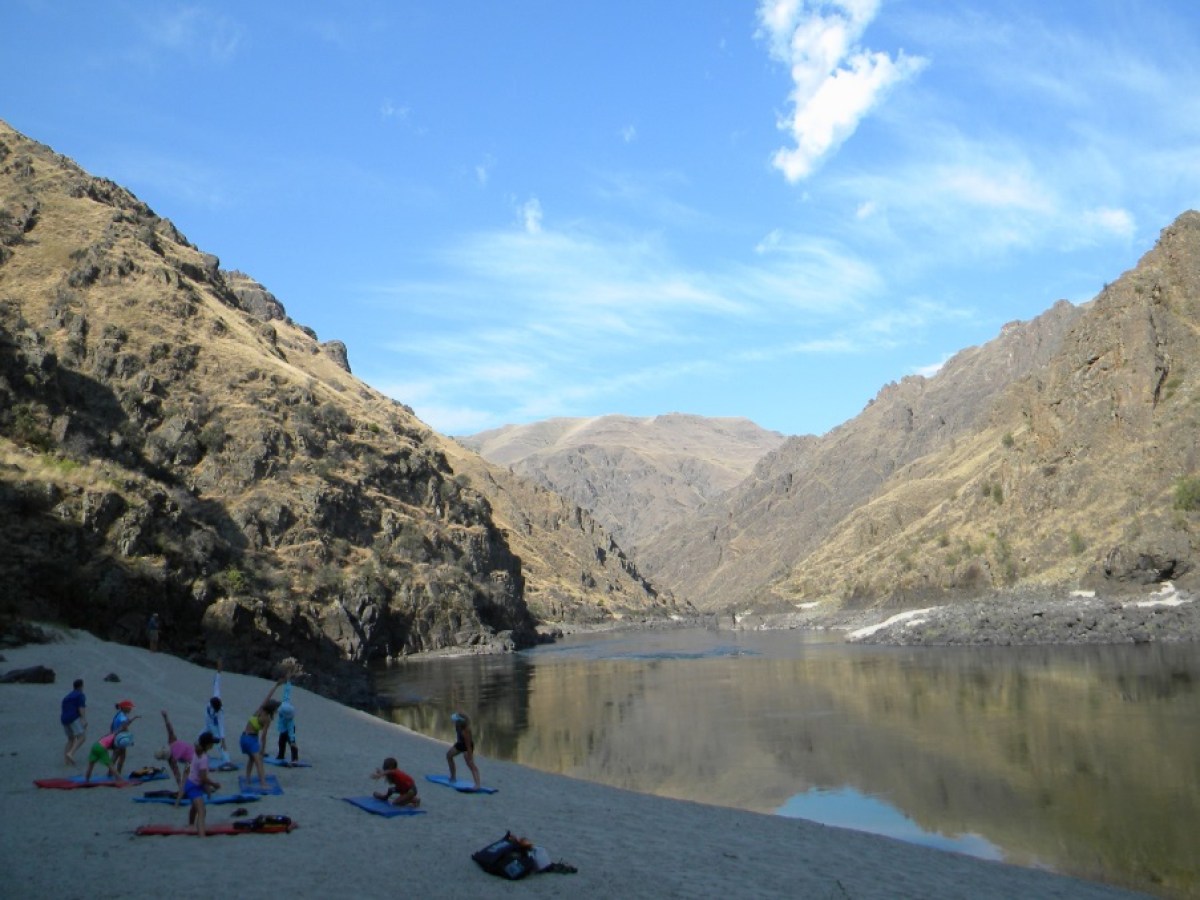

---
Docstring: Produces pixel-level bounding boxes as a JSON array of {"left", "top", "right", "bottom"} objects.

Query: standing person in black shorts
[{"left": 446, "top": 711, "right": 481, "bottom": 790}]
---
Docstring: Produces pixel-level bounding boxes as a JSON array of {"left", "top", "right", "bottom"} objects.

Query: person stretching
[
  {"left": 155, "top": 710, "right": 195, "bottom": 802},
  {"left": 204, "top": 659, "right": 232, "bottom": 769},
  {"left": 446, "top": 712, "right": 481, "bottom": 790},
  {"left": 240, "top": 679, "right": 283, "bottom": 788},
  {"left": 84, "top": 732, "right": 123, "bottom": 783},
  {"left": 275, "top": 679, "right": 299, "bottom": 765},
  {"left": 184, "top": 732, "right": 219, "bottom": 836},
  {"left": 371, "top": 757, "right": 420, "bottom": 807}
]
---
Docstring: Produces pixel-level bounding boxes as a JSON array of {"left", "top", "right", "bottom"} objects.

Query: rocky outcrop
[
  {"left": 439, "top": 436, "right": 684, "bottom": 624},
  {"left": 0, "top": 120, "right": 555, "bottom": 701}
]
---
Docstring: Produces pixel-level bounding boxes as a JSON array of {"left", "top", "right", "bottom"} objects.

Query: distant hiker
[
  {"left": 84, "top": 731, "right": 123, "bottom": 783},
  {"left": 204, "top": 660, "right": 233, "bottom": 770},
  {"left": 146, "top": 613, "right": 160, "bottom": 652},
  {"left": 275, "top": 679, "right": 299, "bottom": 765},
  {"left": 155, "top": 710, "right": 195, "bottom": 798},
  {"left": 371, "top": 757, "right": 420, "bottom": 808},
  {"left": 240, "top": 678, "right": 284, "bottom": 787},
  {"left": 61, "top": 678, "right": 88, "bottom": 765},
  {"left": 109, "top": 699, "right": 138, "bottom": 774},
  {"left": 185, "top": 732, "right": 219, "bottom": 836},
  {"left": 446, "top": 712, "right": 481, "bottom": 790}
]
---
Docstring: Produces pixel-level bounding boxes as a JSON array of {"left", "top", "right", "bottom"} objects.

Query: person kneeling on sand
[
  {"left": 184, "top": 732, "right": 219, "bottom": 836},
  {"left": 371, "top": 757, "right": 420, "bottom": 808}
]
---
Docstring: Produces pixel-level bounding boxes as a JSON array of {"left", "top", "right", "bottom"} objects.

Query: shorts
[
  {"left": 63, "top": 719, "right": 85, "bottom": 739},
  {"left": 453, "top": 741, "right": 469, "bottom": 753},
  {"left": 240, "top": 733, "right": 261, "bottom": 757},
  {"left": 183, "top": 781, "right": 207, "bottom": 801},
  {"left": 88, "top": 742, "right": 113, "bottom": 767}
]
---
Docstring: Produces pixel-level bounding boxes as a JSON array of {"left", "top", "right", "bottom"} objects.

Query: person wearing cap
[
  {"left": 110, "top": 700, "right": 138, "bottom": 774},
  {"left": 446, "top": 711, "right": 481, "bottom": 790}
]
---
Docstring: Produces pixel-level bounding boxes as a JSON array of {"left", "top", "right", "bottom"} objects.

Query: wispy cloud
[
  {"left": 518, "top": 197, "right": 543, "bottom": 234},
  {"left": 141, "top": 6, "right": 245, "bottom": 63},
  {"left": 380, "top": 99, "right": 410, "bottom": 121},
  {"left": 358, "top": 209, "right": 919, "bottom": 432},
  {"left": 756, "top": 0, "right": 926, "bottom": 182}
]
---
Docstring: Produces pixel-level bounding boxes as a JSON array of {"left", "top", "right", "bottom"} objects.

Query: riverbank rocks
[{"left": 844, "top": 585, "right": 1200, "bottom": 646}]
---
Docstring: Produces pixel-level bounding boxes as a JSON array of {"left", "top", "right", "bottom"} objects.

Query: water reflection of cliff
[{"left": 376, "top": 636, "right": 1200, "bottom": 898}]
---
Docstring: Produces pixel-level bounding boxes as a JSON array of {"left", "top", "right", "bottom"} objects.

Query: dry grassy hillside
[
  {"left": 0, "top": 120, "right": 666, "bottom": 697},
  {"left": 779, "top": 212, "right": 1200, "bottom": 608}
]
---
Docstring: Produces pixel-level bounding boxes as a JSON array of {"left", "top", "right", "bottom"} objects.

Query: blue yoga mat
[
  {"left": 343, "top": 796, "right": 426, "bottom": 817},
  {"left": 424, "top": 774, "right": 498, "bottom": 794},
  {"left": 265, "top": 758, "right": 312, "bottom": 767},
  {"left": 135, "top": 793, "right": 262, "bottom": 805},
  {"left": 238, "top": 775, "right": 283, "bottom": 795}
]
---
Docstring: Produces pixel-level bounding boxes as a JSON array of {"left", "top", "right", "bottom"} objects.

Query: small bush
[
  {"left": 1175, "top": 476, "right": 1200, "bottom": 512},
  {"left": 11, "top": 404, "right": 55, "bottom": 452},
  {"left": 222, "top": 566, "right": 247, "bottom": 594},
  {"left": 1068, "top": 530, "right": 1086, "bottom": 555}
]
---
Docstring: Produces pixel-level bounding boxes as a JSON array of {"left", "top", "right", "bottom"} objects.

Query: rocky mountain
[
  {"left": 0, "top": 120, "right": 669, "bottom": 700},
  {"left": 638, "top": 214, "right": 1200, "bottom": 613},
  {"left": 459, "top": 414, "right": 785, "bottom": 555}
]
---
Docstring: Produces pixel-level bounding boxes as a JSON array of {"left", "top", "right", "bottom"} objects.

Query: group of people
[
  {"left": 58, "top": 660, "right": 483, "bottom": 834},
  {"left": 57, "top": 661, "right": 309, "bottom": 836}
]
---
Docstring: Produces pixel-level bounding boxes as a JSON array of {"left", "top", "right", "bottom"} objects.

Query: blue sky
[{"left": 4, "top": 1, "right": 1199, "bottom": 436}]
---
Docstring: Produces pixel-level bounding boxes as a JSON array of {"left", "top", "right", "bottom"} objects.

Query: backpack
[
  {"left": 471, "top": 835, "right": 537, "bottom": 881},
  {"left": 234, "top": 814, "right": 293, "bottom": 833}
]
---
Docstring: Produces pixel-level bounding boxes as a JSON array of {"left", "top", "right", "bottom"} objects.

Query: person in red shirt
[{"left": 371, "top": 757, "right": 420, "bottom": 808}]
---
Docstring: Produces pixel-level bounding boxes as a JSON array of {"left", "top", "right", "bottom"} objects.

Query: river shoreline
[{"left": 0, "top": 628, "right": 1147, "bottom": 899}]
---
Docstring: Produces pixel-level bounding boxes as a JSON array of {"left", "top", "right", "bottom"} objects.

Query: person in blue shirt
[
  {"left": 204, "top": 660, "right": 234, "bottom": 770},
  {"left": 110, "top": 699, "right": 137, "bottom": 774},
  {"left": 61, "top": 678, "right": 87, "bottom": 765},
  {"left": 275, "top": 680, "right": 300, "bottom": 765}
]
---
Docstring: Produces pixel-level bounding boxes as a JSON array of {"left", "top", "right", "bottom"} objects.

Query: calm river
[{"left": 373, "top": 628, "right": 1200, "bottom": 898}]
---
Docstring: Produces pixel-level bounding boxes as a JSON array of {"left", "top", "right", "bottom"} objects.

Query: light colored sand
[{"left": 0, "top": 629, "right": 1146, "bottom": 899}]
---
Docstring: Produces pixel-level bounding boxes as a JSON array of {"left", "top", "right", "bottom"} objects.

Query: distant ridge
[{"left": 460, "top": 413, "right": 785, "bottom": 555}]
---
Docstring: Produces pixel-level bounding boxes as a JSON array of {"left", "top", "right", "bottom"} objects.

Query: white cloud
[
  {"left": 475, "top": 155, "right": 495, "bottom": 187},
  {"left": 913, "top": 355, "right": 950, "bottom": 379},
  {"left": 621, "top": 125, "right": 638, "bottom": 143},
  {"left": 1082, "top": 206, "right": 1135, "bottom": 240},
  {"left": 757, "top": 0, "right": 926, "bottom": 182},
  {"left": 380, "top": 99, "right": 410, "bottom": 121},
  {"left": 145, "top": 7, "right": 244, "bottom": 62},
  {"left": 519, "top": 197, "right": 543, "bottom": 234}
]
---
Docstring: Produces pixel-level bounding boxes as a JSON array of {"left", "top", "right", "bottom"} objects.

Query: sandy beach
[{"left": 0, "top": 629, "right": 1146, "bottom": 899}]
